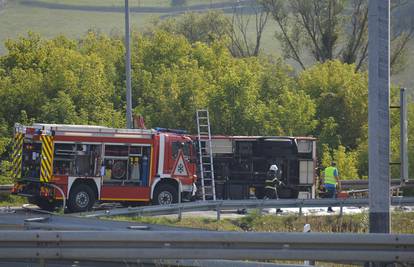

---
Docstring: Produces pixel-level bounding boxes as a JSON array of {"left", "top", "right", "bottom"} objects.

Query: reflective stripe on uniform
[{"left": 40, "top": 135, "right": 54, "bottom": 182}]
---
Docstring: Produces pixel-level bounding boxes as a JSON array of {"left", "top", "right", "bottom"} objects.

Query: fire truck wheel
[
  {"left": 68, "top": 184, "right": 96, "bottom": 212},
  {"left": 153, "top": 184, "right": 178, "bottom": 205}
]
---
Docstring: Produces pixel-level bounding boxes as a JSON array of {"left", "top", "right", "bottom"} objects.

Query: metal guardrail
[
  {"left": 150, "top": 260, "right": 307, "bottom": 267},
  {"left": 0, "top": 259, "right": 308, "bottom": 267},
  {"left": 0, "top": 230, "right": 412, "bottom": 262},
  {"left": 0, "top": 184, "right": 12, "bottom": 194},
  {"left": 340, "top": 179, "right": 414, "bottom": 190},
  {"left": 2, "top": 180, "right": 412, "bottom": 194},
  {"left": 3, "top": 180, "right": 411, "bottom": 195},
  {"left": 78, "top": 197, "right": 414, "bottom": 218}
]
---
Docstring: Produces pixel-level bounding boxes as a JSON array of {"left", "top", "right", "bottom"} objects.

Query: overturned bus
[{"left": 204, "top": 136, "right": 317, "bottom": 200}]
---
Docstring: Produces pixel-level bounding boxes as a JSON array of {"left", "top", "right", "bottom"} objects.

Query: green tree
[
  {"left": 298, "top": 60, "right": 368, "bottom": 149},
  {"left": 0, "top": 33, "right": 121, "bottom": 128},
  {"left": 253, "top": 57, "right": 317, "bottom": 136},
  {"left": 262, "top": 0, "right": 413, "bottom": 73},
  {"left": 150, "top": 7, "right": 270, "bottom": 58},
  {"left": 321, "top": 143, "right": 332, "bottom": 169},
  {"left": 40, "top": 91, "right": 79, "bottom": 124},
  {"left": 321, "top": 144, "right": 359, "bottom": 180},
  {"left": 332, "top": 145, "right": 359, "bottom": 180},
  {"left": 149, "top": 11, "right": 230, "bottom": 45}
]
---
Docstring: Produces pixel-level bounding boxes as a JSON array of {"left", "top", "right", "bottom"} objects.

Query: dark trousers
[
  {"left": 325, "top": 184, "right": 336, "bottom": 212},
  {"left": 325, "top": 185, "right": 336, "bottom": 199}
]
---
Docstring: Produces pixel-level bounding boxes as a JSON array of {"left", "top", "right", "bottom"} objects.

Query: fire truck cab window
[{"left": 172, "top": 141, "right": 190, "bottom": 159}]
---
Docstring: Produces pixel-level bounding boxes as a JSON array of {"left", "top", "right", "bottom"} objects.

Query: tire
[
  {"left": 152, "top": 184, "right": 178, "bottom": 205},
  {"left": 29, "top": 197, "right": 56, "bottom": 211},
  {"left": 67, "top": 184, "right": 96, "bottom": 212}
]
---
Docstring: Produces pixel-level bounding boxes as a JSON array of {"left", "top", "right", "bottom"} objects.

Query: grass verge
[
  {"left": 110, "top": 209, "right": 414, "bottom": 234},
  {"left": 0, "top": 194, "right": 26, "bottom": 207}
]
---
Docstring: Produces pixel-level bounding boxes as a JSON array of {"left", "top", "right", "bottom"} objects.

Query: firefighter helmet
[{"left": 269, "top": 164, "right": 278, "bottom": 172}]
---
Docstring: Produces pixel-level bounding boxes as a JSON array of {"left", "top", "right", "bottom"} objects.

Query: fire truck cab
[{"left": 11, "top": 124, "right": 197, "bottom": 212}]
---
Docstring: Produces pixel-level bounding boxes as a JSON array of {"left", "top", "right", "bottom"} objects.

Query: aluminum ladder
[{"left": 196, "top": 109, "right": 216, "bottom": 201}]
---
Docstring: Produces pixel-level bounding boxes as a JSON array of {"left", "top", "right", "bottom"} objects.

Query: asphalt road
[{"left": 0, "top": 206, "right": 205, "bottom": 231}]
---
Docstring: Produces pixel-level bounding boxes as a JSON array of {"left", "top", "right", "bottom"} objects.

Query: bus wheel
[
  {"left": 153, "top": 184, "right": 178, "bottom": 205},
  {"left": 68, "top": 184, "right": 96, "bottom": 212}
]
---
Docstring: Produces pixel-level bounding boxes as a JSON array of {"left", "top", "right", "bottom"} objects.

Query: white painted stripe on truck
[{"left": 158, "top": 134, "right": 165, "bottom": 175}]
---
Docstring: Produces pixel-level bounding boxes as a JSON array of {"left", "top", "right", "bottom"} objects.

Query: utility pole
[
  {"left": 368, "top": 0, "right": 390, "bottom": 234},
  {"left": 400, "top": 88, "right": 409, "bottom": 184},
  {"left": 125, "top": 0, "right": 133, "bottom": 129}
]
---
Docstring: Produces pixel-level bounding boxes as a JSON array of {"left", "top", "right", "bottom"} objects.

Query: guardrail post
[
  {"left": 340, "top": 201, "right": 343, "bottom": 217},
  {"left": 216, "top": 204, "right": 221, "bottom": 221},
  {"left": 400, "top": 87, "right": 409, "bottom": 184},
  {"left": 177, "top": 206, "right": 182, "bottom": 221},
  {"left": 303, "top": 224, "right": 315, "bottom": 266}
]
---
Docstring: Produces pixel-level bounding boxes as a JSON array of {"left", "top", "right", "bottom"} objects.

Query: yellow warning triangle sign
[{"left": 172, "top": 150, "right": 189, "bottom": 178}]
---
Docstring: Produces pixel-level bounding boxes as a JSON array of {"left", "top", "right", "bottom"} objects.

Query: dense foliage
[{"left": 0, "top": 28, "right": 412, "bottom": 183}]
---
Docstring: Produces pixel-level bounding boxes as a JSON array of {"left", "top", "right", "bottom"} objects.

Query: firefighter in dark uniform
[{"left": 265, "top": 164, "right": 283, "bottom": 213}]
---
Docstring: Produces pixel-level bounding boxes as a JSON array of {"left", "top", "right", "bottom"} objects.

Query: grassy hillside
[
  {"left": 0, "top": 0, "right": 158, "bottom": 54},
  {"left": 0, "top": 0, "right": 413, "bottom": 88}
]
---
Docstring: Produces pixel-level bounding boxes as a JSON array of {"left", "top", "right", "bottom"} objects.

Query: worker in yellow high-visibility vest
[{"left": 322, "top": 161, "right": 341, "bottom": 212}]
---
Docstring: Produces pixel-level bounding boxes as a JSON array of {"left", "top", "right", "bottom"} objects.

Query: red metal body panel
[
  {"left": 54, "top": 136, "right": 153, "bottom": 144},
  {"left": 51, "top": 175, "right": 68, "bottom": 198},
  {"left": 100, "top": 186, "right": 150, "bottom": 201}
]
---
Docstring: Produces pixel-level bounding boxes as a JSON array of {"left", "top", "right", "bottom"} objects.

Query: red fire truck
[{"left": 11, "top": 124, "right": 197, "bottom": 212}]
